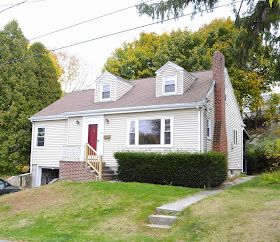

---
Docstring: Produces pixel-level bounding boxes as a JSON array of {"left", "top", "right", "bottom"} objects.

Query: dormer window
[
  {"left": 163, "top": 75, "right": 177, "bottom": 95},
  {"left": 101, "top": 83, "right": 111, "bottom": 100}
]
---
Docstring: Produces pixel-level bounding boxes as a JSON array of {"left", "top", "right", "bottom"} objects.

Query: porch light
[
  {"left": 76, "top": 120, "right": 80, "bottom": 125},
  {"left": 105, "top": 118, "right": 109, "bottom": 123}
]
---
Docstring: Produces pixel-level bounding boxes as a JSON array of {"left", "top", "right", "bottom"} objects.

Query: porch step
[
  {"left": 87, "top": 165, "right": 117, "bottom": 181},
  {"left": 148, "top": 214, "right": 177, "bottom": 226}
]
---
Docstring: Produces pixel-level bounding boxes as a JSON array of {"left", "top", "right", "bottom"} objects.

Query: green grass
[
  {"left": 0, "top": 181, "right": 198, "bottom": 242},
  {"left": 0, "top": 173, "right": 280, "bottom": 242}
]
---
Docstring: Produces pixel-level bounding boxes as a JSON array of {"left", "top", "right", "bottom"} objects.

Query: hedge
[{"left": 114, "top": 151, "right": 227, "bottom": 188}]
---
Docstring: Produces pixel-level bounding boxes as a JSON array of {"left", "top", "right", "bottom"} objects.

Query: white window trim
[
  {"left": 207, "top": 119, "right": 212, "bottom": 140},
  {"left": 126, "top": 116, "right": 174, "bottom": 148},
  {"left": 162, "top": 75, "right": 177, "bottom": 95},
  {"left": 100, "top": 82, "right": 112, "bottom": 101},
  {"left": 233, "top": 129, "right": 238, "bottom": 146},
  {"left": 34, "top": 125, "right": 46, "bottom": 149}
]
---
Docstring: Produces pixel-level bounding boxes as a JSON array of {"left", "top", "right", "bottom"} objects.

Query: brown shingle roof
[{"left": 33, "top": 70, "right": 213, "bottom": 117}]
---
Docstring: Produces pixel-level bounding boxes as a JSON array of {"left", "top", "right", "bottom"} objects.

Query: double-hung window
[
  {"left": 163, "top": 76, "right": 176, "bottom": 94},
  {"left": 164, "top": 119, "right": 171, "bottom": 144},
  {"left": 36, "top": 127, "right": 45, "bottom": 147},
  {"left": 128, "top": 117, "right": 173, "bottom": 146},
  {"left": 129, "top": 120, "right": 136, "bottom": 145},
  {"left": 101, "top": 83, "right": 111, "bottom": 100},
  {"left": 233, "top": 129, "right": 238, "bottom": 146},
  {"left": 207, "top": 119, "right": 211, "bottom": 139}
]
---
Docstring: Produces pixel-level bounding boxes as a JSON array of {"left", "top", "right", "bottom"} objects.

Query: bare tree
[{"left": 56, "top": 51, "right": 95, "bottom": 93}]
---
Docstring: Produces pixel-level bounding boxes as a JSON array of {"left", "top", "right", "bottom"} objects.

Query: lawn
[
  {"left": 0, "top": 181, "right": 198, "bottom": 242},
  {"left": 0, "top": 173, "right": 279, "bottom": 242}
]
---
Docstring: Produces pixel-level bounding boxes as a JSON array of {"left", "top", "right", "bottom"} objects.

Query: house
[{"left": 29, "top": 51, "right": 246, "bottom": 187}]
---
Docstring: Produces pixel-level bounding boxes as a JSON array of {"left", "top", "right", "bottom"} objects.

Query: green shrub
[
  {"left": 114, "top": 151, "right": 227, "bottom": 188},
  {"left": 261, "top": 171, "right": 280, "bottom": 185},
  {"left": 246, "top": 137, "right": 280, "bottom": 174}
]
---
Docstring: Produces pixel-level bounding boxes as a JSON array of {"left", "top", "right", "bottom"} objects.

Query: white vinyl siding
[
  {"left": 225, "top": 69, "right": 244, "bottom": 170},
  {"left": 103, "top": 109, "right": 200, "bottom": 170},
  {"left": 31, "top": 120, "right": 68, "bottom": 167},
  {"left": 95, "top": 73, "right": 132, "bottom": 102},
  {"left": 183, "top": 70, "right": 196, "bottom": 92},
  {"left": 95, "top": 74, "right": 117, "bottom": 102},
  {"left": 204, "top": 89, "right": 215, "bottom": 151},
  {"left": 116, "top": 80, "right": 132, "bottom": 99},
  {"left": 67, "top": 117, "right": 83, "bottom": 146},
  {"left": 156, "top": 63, "right": 196, "bottom": 97},
  {"left": 156, "top": 65, "right": 184, "bottom": 96}
]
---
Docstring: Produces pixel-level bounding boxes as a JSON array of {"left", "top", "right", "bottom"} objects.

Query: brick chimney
[{"left": 212, "top": 51, "right": 228, "bottom": 155}]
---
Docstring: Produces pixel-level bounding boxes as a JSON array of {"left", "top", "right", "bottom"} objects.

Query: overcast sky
[{"left": 0, "top": 0, "right": 279, "bottom": 92}]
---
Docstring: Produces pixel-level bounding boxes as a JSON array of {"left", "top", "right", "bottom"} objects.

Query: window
[
  {"left": 164, "top": 76, "right": 176, "bottom": 94},
  {"left": 139, "top": 119, "right": 161, "bottom": 145},
  {"left": 36, "top": 127, "right": 45, "bottom": 147},
  {"left": 129, "top": 120, "right": 136, "bottom": 145},
  {"left": 207, "top": 120, "right": 211, "bottom": 139},
  {"left": 101, "top": 83, "right": 111, "bottom": 100},
  {"left": 164, "top": 119, "right": 171, "bottom": 144},
  {"left": 0, "top": 179, "right": 6, "bottom": 189},
  {"left": 233, "top": 129, "right": 238, "bottom": 146},
  {"left": 127, "top": 117, "right": 172, "bottom": 146}
]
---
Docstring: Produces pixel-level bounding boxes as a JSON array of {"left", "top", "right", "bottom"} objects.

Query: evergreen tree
[{"left": 0, "top": 21, "right": 62, "bottom": 173}]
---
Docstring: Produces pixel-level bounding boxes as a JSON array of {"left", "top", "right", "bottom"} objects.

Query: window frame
[
  {"left": 126, "top": 116, "right": 174, "bottom": 147},
  {"left": 128, "top": 120, "right": 136, "bottom": 145},
  {"left": 162, "top": 75, "right": 177, "bottom": 95},
  {"left": 206, "top": 119, "right": 211, "bottom": 140},
  {"left": 100, "top": 82, "right": 111, "bottom": 101},
  {"left": 35, "top": 125, "right": 46, "bottom": 148},
  {"left": 233, "top": 129, "right": 238, "bottom": 146}
]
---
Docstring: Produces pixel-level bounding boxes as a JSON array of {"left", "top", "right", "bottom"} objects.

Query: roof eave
[{"left": 30, "top": 101, "right": 204, "bottom": 122}]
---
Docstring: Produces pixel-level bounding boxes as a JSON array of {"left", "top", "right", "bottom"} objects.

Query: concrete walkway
[
  {"left": 156, "top": 189, "right": 222, "bottom": 214},
  {"left": 148, "top": 176, "right": 255, "bottom": 229}
]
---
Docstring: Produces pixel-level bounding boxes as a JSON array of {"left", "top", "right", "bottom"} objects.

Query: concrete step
[
  {"left": 149, "top": 214, "right": 177, "bottom": 226},
  {"left": 147, "top": 224, "right": 171, "bottom": 229}
]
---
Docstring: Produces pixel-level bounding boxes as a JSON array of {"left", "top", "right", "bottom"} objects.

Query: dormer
[
  {"left": 155, "top": 61, "right": 196, "bottom": 97},
  {"left": 95, "top": 72, "right": 133, "bottom": 103}
]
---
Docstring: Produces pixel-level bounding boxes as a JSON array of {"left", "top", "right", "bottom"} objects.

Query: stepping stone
[{"left": 149, "top": 214, "right": 177, "bottom": 226}]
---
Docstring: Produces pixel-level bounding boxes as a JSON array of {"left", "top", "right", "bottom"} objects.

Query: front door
[{"left": 88, "top": 124, "right": 98, "bottom": 151}]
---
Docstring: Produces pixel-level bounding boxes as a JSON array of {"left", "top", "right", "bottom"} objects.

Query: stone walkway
[{"left": 148, "top": 176, "right": 255, "bottom": 229}]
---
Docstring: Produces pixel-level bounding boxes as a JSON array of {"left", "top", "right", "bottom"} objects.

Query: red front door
[{"left": 88, "top": 124, "right": 98, "bottom": 151}]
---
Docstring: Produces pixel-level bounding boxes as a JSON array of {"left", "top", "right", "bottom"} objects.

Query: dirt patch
[{"left": 0, "top": 183, "right": 73, "bottom": 214}]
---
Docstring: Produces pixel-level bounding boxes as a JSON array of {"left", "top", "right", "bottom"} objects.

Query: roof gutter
[{"left": 30, "top": 101, "right": 204, "bottom": 122}]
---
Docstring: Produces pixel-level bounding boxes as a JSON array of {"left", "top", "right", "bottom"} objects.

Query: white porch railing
[
  {"left": 62, "top": 145, "right": 85, "bottom": 161},
  {"left": 62, "top": 144, "right": 103, "bottom": 180}
]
